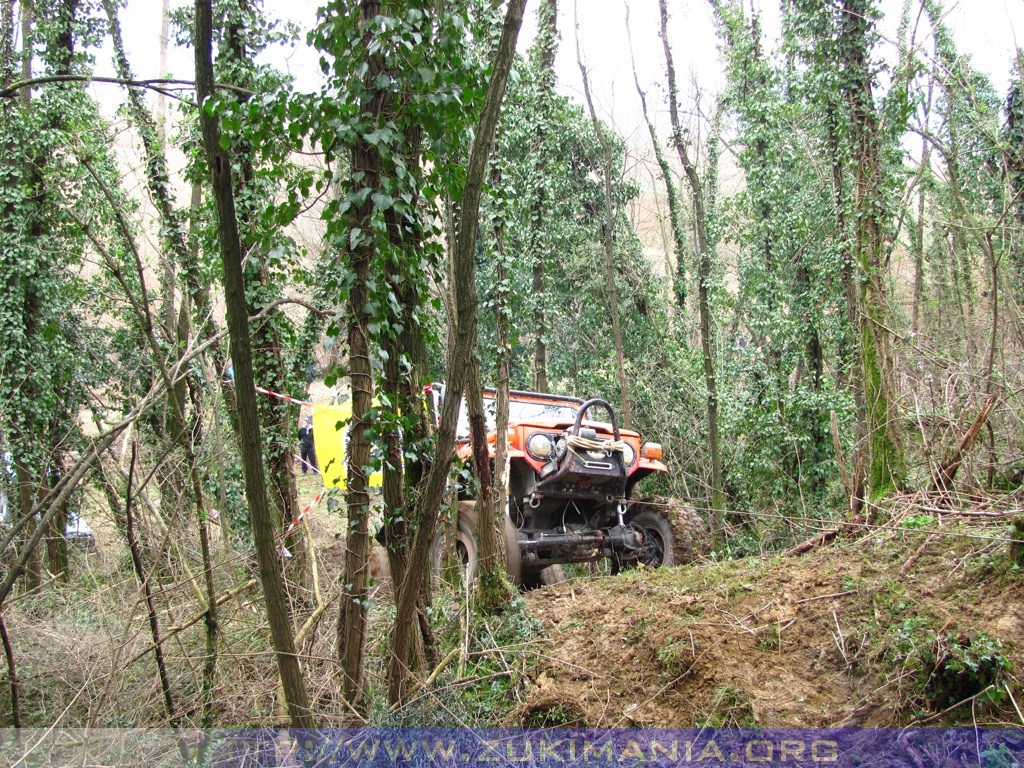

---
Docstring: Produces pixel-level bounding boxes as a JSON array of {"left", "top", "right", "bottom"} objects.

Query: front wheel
[{"left": 615, "top": 497, "right": 707, "bottom": 570}]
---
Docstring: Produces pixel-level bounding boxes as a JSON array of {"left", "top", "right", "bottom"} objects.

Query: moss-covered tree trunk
[{"left": 839, "top": 0, "right": 905, "bottom": 501}]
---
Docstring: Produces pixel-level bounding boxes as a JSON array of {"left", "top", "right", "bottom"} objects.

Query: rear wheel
[
  {"left": 431, "top": 503, "right": 479, "bottom": 586},
  {"left": 503, "top": 513, "right": 523, "bottom": 585},
  {"left": 431, "top": 501, "right": 523, "bottom": 587}
]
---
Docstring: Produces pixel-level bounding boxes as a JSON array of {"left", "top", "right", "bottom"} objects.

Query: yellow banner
[{"left": 311, "top": 403, "right": 383, "bottom": 490}]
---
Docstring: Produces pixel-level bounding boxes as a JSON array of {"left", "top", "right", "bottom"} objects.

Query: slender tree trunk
[
  {"left": 380, "top": 124, "right": 431, "bottom": 668},
  {"left": 626, "top": 9, "right": 686, "bottom": 317},
  {"left": 659, "top": 0, "right": 723, "bottom": 528},
  {"left": 334, "top": 0, "right": 390, "bottom": 711},
  {"left": 912, "top": 64, "right": 932, "bottom": 335},
  {"left": 187, "top": 386, "right": 219, "bottom": 728},
  {"left": 123, "top": 442, "right": 177, "bottom": 725},
  {"left": 388, "top": 0, "right": 526, "bottom": 704},
  {"left": 840, "top": 0, "right": 905, "bottom": 501},
  {"left": 493, "top": 217, "right": 512, "bottom": 574},
  {"left": 468, "top": 357, "right": 512, "bottom": 611},
  {"left": 194, "top": 0, "right": 313, "bottom": 728},
  {"left": 529, "top": 0, "right": 557, "bottom": 393},
  {"left": 222, "top": 6, "right": 309, "bottom": 595},
  {"left": 575, "top": 7, "right": 632, "bottom": 429},
  {"left": 0, "top": 607, "right": 18, "bottom": 727},
  {"left": 44, "top": 456, "right": 69, "bottom": 580}
]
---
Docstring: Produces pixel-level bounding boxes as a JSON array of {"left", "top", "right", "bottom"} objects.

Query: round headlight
[
  {"left": 621, "top": 442, "right": 636, "bottom": 466},
  {"left": 526, "top": 433, "right": 555, "bottom": 460}
]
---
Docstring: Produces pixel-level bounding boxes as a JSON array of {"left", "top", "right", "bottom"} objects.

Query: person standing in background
[{"left": 298, "top": 417, "right": 317, "bottom": 474}]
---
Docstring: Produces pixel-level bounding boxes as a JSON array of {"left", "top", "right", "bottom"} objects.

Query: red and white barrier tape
[
  {"left": 294, "top": 454, "right": 321, "bottom": 475},
  {"left": 285, "top": 488, "right": 326, "bottom": 537},
  {"left": 255, "top": 385, "right": 311, "bottom": 408}
]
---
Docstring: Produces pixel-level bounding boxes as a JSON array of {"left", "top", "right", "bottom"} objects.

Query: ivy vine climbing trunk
[
  {"left": 529, "top": 0, "right": 557, "bottom": 392},
  {"left": 659, "top": 0, "right": 724, "bottom": 531},
  {"left": 388, "top": 0, "right": 526, "bottom": 705},
  {"left": 838, "top": 0, "right": 905, "bottom": 501},
  {"left": 221, "top": 3, "right": 309, "bottom": 595},
  {"left": 335, "top": 0, "right": 393, "bottom": 710},
  {"left": 193, "top": 0, "right": 313, "bottom": 729}
]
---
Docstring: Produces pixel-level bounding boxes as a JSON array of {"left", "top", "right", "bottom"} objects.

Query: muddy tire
[
  {"left": 621, "top": 497, "right": 706, "bottom": 568},
  {"left": 503, "top": 514, "right": 523, "bottom": 585},
  {"left": 431, "top": 503, "right": 479, "bottom": 586}
]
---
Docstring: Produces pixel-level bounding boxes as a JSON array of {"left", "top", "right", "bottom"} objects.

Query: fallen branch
[
  {"left": 933, "top": 393, "right": 999, "bottom": 493},
  {"left": 912, "top": 684, "right": 995, "bottom": 725},
  {"left": 784, "top": 529, "right": 839, "bottom": 557},
  {"left": 784, "top": 514, "right": 869, "bottom": 557},
  {"left": 899, "top": 533, "right": 939, "bottom": 578}
]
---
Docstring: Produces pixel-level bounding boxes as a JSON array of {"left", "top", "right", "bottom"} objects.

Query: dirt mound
[{"left": 523, "top": 518, "right": 1024, "bottom": 728}]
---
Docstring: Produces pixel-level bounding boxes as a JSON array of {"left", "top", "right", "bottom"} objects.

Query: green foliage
[
  {"left": 0, "top": 1, "right": 118, "bottom": 481},
  {"left": 374, "top": 593, "right": 543, "bottom": 727},
  {"left": 700, "top": 685, "right": 758, "bottom": 728},
  {"left": 710, "top": 1, "right": 855, "bottom": 521},
  {"left": 880, "top": 619, "right": 1012, "bottom": 712}
]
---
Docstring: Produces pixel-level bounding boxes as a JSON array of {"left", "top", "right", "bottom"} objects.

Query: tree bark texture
[
  {"left": 839, "top": 0, "right": 905, "bottom": 500},
  {"left": 529, "top": 0, "right": 557, "bottom": 393},
  {"left": 194, "top": 0, "right": 313, "bottom": 728},
  {"left": 659, "top": 0, "right": 724, "bottom": 529},
  {"left": 335, "top": 0, "right": 390, "bottom": 711}
]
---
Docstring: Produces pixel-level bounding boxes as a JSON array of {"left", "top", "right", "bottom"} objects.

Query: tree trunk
[
  {"left": 194, "top": 0, "right": 313, "bottom": 728},
  {"left": 468, "top": 357, "right": 513, "bottom": 612},
  {"left": 659, "top": 0, "right": 724, "bottom": 529},
  {"left": 44, "top": 455, "right": 69, "bottom": 580},
  {"left": 529, "top": 0, "right": 557, "bottom": 393},
  {"left": 123, "top": 441, "right": 178, "bottom": 725},
  {"left": 493, "top": 217, "right": 512, "bottom": 580},
  {"left": 334, "top": 0, "right": 390, "bottom": 711},
  {"left": 221, "top": 4, "right": 309, "bottom": 595},
  {"left": 839, "top": 0, "right": 905, "bottom": 501},
  {"left": 626, "top": 10, "right": 686, "bottom": 317},
  {"left": 575, "top": 7, "right": 632, "bottom": 430},
  {"left": 388, "top": 0, "right": 526, "bottom": 705}
]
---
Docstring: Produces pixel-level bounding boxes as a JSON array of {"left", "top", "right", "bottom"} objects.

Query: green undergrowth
[
  {"left": 867, "top": 610, "right": 1012, "bottom": 718},
  {"left": 370, "top": 590, "right": 542, "bottom": 727}
]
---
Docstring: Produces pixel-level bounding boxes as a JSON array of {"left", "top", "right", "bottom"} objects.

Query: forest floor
[
  {"left": 518, "top": 509, "right": 1024, "bottom": 729},
  {"left": 5, "top": 478, "right": 1022, "bottom": 730}
]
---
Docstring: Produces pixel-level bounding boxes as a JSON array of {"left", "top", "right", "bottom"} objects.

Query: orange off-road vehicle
[{"left": 430, "top": 385, "right": 706, "bottom": 588}]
